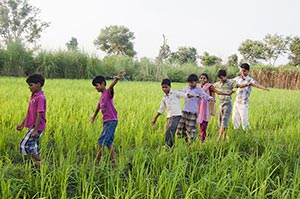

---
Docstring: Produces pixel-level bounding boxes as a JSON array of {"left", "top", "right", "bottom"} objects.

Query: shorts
[
  {"left": 177, "top": 111, "right": 197, "bottom": 133},
  {"left": 218, "top": 103, "right": 232, "bottom": 129},
  {"left": 98, "top": 120, "right": 118, "bottom": 146},
  {"left": 20, "top": 128, "right": 43, "bottom": 155}
]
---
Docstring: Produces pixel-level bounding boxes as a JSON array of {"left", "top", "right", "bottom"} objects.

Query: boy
[
  {"left": 90, "top": 70, "right": 125, "bottom": 164},
  {"left": 16, "top": 74, "right": 46, "bottom": 168},
  {"left": 151, "top": 78, "right": 190, "bottom": 148},
  {"left": 176, "top": 74, "right": 214, "bottom": 142},
  {"left": 232, "top": 63, "right": 269, "bottom": 130},
  {"left": 213, "top": 70, "right": 235, "bottom": 141}
]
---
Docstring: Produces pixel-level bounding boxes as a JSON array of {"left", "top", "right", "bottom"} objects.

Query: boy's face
[
  {"left": 218, "top": 76, "right": 227, "bottom": 83},
  {"left": 161, "top": 84, "right": 170, "bottom": 95},
  {"left": 188, "top": 81, "right": 197, "bottom": 88},
  {"left": 94, "top": 82, "right": 105, "bottom": 92},
  {"left": 240, "top": 67, "right": 249, "bottom": 77},
  {"left": 28, "top": 82, "right": 41, "bottom": 94}
]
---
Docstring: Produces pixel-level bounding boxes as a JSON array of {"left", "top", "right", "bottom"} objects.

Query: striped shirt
[
  {"left": 213, "top": 79, "right": 235, "bottom": 105},
  {"left": 232, "top": 75, "right": 257, "bottom": 104}
]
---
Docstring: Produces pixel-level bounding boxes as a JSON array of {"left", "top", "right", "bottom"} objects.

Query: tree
[
  {"left": 0, "top": 0, "right": 49, "bottom": 45},
  {"left": 238, "top": 39, "right": 266, "bottom": 64},
  {"left": 94, "top": 25, "right": 136, "bottom": 57},
  {"left": 200, "top": 51, "right": 222, "bottom": 67},
  {"left": 155, "top": 34, "right": 171, "bottom": 81},
  {"left": 263, "top": 33, "right": 290, "bottom": 66},
  {"left": 170, "top": 47, "right": 198, "bottom": 65},
  {"left": 226, "top": 54, "right": 238, "bottom": 67},
  {"left": 288, "top": 36, "right": 300, "bottom": 66},
  {"left": 66, "top": 37, "right": 78, "bottom": 51}
]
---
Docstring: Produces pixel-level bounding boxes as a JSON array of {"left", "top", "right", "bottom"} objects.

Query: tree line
[{"left": 1, "top": 0, "right": 300, "bottom": 89}]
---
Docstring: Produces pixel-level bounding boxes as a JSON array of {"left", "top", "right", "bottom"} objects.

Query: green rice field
[{"left": 1, "top": 77, "right": 300, "bottom": 198}]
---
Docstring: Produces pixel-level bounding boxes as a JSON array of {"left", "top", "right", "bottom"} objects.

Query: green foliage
[
  {"left": 263, "top": 34, "right": 290, "bottom": 66},
  {"left": 289, "top": 36, "right": 300, "bottom": 66},
  {"left": 94, "top": 25, "right": 136, "bottom": 57},
  {"left": 169, "top": 47, "right": 198, "bottom": 65},
  {"left": 0, "top": 0, "right": 49, "bottom": 45},
  {"left": 200, "top": 51, "right": 222, "bottom": 67},
  {"left": 1, "top": 39, "right": 34, "bottom": 76},
  {"left": 226, "top": 54, "right": 238, "bottom": 68},
  {"left": 238, "top": 39, "right": 267, "bottom": 64},
  {"left": 66, "top": 37, "right": 79, "bottom": 51}
]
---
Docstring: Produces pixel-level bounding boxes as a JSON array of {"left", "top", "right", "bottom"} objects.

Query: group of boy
[
  {"left": 16, "top": 63, "right": 268, "bottom": 167},
  {"left": 151, "top": 63, "right": 269, "bottom": 148}
]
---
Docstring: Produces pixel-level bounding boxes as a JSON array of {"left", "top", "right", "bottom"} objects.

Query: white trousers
[{"left": 232, "top": 102, "right": 250, "bottom": 130}]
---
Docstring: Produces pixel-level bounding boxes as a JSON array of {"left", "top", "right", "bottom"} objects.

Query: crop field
[{"left": 1, "top": 77, "right": 300, "bottom": 198}]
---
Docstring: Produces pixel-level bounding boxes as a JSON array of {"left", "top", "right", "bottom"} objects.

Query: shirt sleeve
[
  {"left": 196, "top": 87, "right": 213, "bottom": 101},
  {"left": 249, "top": 77, "right": 257, "bottom": 85},
  {"left": 175, "top": 90, "right": 188, "bottom": 99},
  {"left": 157, "top": 98, "right": 166, "bottom": 114},
  {"left": 36, "top": 96, "right": 46, "bottom": 113}
]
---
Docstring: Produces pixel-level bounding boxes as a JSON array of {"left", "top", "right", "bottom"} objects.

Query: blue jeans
[{"left": 98, "top": 121, "right": 118, "bottom": 146}]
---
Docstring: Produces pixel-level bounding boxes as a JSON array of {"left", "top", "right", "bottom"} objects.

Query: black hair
[
  {"left": 161, "top": 78, "right": 171, "bottom": 87},
  {"left": 217, "top": 70, "right": 227, "bottom": 78},
  {"left": 92, "top": 75, "right": 106, "bottom": 86},
  {"left": 26, "top": 74, "right": 45, "bottom": 87},
  {"left": 200, "top": 73, "right": 209, "bottom": 80},
  {"left": 187, "top": 74, "right": 199, "bottom": 82},
  {"left": 240, "top": 63, "right": 250, "bottom": 71}
]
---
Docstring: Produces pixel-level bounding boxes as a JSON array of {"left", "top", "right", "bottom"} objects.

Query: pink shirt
[
  {"left": 24, "top": 90, "right": 47, "bottom": 131},
  {"left": 97, "top": 89, "right": 118, "bottom": 122}
]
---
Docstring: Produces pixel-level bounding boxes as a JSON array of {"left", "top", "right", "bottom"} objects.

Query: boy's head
[
  {"left": 161, "top": 78, "right": 171, "bottom": 95},
  {"left": 199, "top": 73, "right": 209, "bottom": 84},
  {"left": 187, "top": 74, "right": 199, "bottom": 88},
  {"left": 92, "top": 75, "right": 106, "bottom": 92},
  {"left": 26, "top": 74, "right": 45, "bottom": 94},
  {"left": 217, "top": 70, "right": 227, "bottom": 83},
  {"left": 240, "top": 63, "right": 250, "bottom": 77}
]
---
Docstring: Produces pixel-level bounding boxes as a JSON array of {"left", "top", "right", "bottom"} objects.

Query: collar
[
  {"left": 164, "top": 90, "right": 173, "bottom": 97},
  {"left": 32, "top": 90, "right": 44, "bottom": 97}
]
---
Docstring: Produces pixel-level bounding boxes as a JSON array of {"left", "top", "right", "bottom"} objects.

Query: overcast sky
[{"left": 31, "top": 0, "right": 300, "bottom": 65}]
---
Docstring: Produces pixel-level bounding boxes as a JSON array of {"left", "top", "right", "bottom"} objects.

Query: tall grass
[{"left": 1, "top": 77, "right": 300, "bottom": 198}]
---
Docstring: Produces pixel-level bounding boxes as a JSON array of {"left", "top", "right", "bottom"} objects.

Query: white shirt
[
  {"left": 158, "top": 90, "right": 187, "bottom": 118},
  {"left": 232, "top": 75, "right": 257, "bottom": 104}
]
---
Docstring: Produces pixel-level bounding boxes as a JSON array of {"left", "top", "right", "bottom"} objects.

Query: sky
[{"left": 30, "top": 0, "right": 300, "bottom": 65}]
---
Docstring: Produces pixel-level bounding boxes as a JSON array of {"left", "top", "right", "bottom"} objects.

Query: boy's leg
[
  {"left": 185, "top": 112, "right": 197, "bottom": 142},
  {"left": 176, "top": 114, "right": 187, "bottom": 139},
  {"left": 218, "top": 103, "right": 231, "bottom": 141},
  {"left": 240, "top": 103, "right": 250, "bottom": 130},
  {"left": 107, "top": 145, "right": 116, "bottom": 164},
  {"left": 232, "top": 102, "right": 241, "bottom": 129},
  {"left": 95, "top": 145, "right": 103, "bottom": 163},
  {"left": 165, "top": 116, "right": 181, "bottom": 147}
]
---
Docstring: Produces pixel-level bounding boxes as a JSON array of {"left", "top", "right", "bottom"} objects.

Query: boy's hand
[
  {"left": 90, "top": 115, "right": 95, "bottom": 124},
  {"left": 187, "top": 94, "right": 194, "bottom": 98},
  {"left": 16, "top": 123, "right": 24, "bottom": 131},
  {"left": 229, "top": 90, "right": 235, "bottom": 95},
  {"left": 116, "top": 70, "right": 126, "bottom": 79},
  {"left": 30, "top": 129, "right": 38, "bottom": 137},
  {"left": 151, "top": 119, "right": 156, "bottom": 126}
]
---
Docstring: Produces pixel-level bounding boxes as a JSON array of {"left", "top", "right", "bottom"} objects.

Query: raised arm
[{"left": 108, "top": 70, "right": 126, "bottom": 91}]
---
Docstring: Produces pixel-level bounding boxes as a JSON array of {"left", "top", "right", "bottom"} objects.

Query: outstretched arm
[
  {"left": 108, "top": 70, "right": 126, "bottom": 91},
  {"left": 251, "top": 82, "right": 270, "bottom": 91}
]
